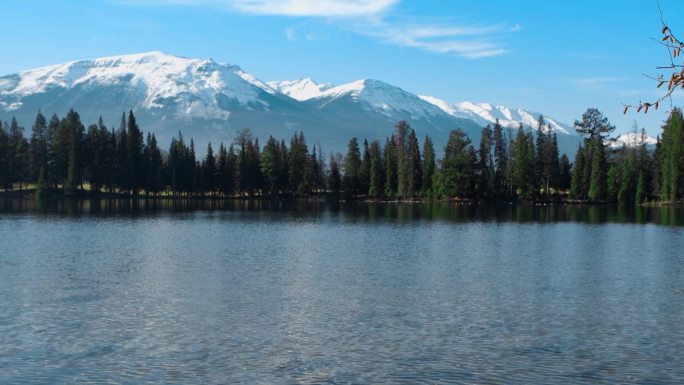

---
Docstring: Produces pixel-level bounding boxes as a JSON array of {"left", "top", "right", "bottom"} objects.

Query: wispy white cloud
[
  {"left": 231, "top": 0, "right": 397, "bottom": 17},
  {"left": 351, "top": 18, "right": 516, "bottom": 58},
  {"left": 117, "top": 0, "right": 397, "bottom": 17},
  {"left": 571, "top": 77, "right": 625, "bottom": 86},
  {"left": 116, "top": 0, "right": 518, "bottom": 59},
  {"left": 285, "top": 27, "right": 296, "bottom": 41}
]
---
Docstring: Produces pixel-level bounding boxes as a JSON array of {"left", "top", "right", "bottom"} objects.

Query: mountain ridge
[{"left": 0, "top": 51, "right": 582, "bottom": 155}]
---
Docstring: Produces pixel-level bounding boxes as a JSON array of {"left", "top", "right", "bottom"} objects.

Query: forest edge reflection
[{"left": 2, "top": 197, "right": 684, "bottom": 226}]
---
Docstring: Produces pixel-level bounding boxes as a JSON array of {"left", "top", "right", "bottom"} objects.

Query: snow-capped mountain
[
  {"left": 608, "top": 132, "right": 658, "bottom": 149},
  {"left": 267, "top": 78, "right": 332, "bottom": 101},
  {"left": 419, "top": 95, "right": 573, "bottom": 135},
  {"left": 0, "top": 51, "right": 581, "bottom": 155},
  {"left": 302, "top": 78, "right": 483, "bottom": 143},
  {"left": 0, "top": 51, "right": 286, "bottom": 118}
]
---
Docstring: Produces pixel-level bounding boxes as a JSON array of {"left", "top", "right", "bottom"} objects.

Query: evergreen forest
[{"left": 1, "top": 107, "right": 684, "bottom": 204}]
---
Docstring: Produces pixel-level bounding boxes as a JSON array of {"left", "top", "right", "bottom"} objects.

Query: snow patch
[
  {"left": 2, "top": 51, "right": 275, "bottom": 118},
  {"left": 268, "top": 78, "right": 332, "bottom": 101},
  {"left": 420, "top": 95, "right": 575, "bottom": 136}
]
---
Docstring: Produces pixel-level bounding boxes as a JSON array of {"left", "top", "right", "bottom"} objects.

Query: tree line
[{"left": 0, "top": 107, "right": 683, "bottom": 203}]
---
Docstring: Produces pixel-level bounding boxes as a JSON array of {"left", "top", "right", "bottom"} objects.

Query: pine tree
[
  {"left": 547, "top": 132, "right": 561, "bottom": 192},
  {"left": 559, "top": 154, "right": 572, "bottom": 191},
  {"left": 436, "top": 128, "right": 477, "bottom": 198},
  {"left": 343, "top": 137, "right": 362, "bottom": 197},
  {"left": 328, "top": 153, "right": 342, "bottom": 194},
  {"left": 574, "top": 108, "right": 616, "bottom": 140},
  {"left": 145, "top": 133, "right": 163, "bottom": 195},
  {"left": 636, "top": 128, "right": 653, "bottom": 203},
  {"left": 126, "top": 111, "right": 145, "bottom": 194},
  {"left": 203, "top": 142, "right": 217, "bottom": 195},
  {"left": 492, "top": 119, "right": 508, "bottom": 199},
  {"left": 279, "top": 140, "right": 290, "bottom": 193},
  {"left": 46, "top": 114, "right": 60, "bottom": 189},
  {"left": 188, "top": 139, "right": 198, "bottom": 194},
  {"left": 395, "top": 121, "right": 409, "bottom": 198},
  {"left": 422, "top": 135, "right": 436, "bottom": 197},
  {"left": 217, "top": 143, "right": 237, "bottom": 197},
  {"left": 288, "top": 132, "right": 308, "bottom": 194},
  {"left": 406, "top": 129, "right": 422, "bottom": 197},
  {"left": 588, "top": 137, "right": 607, "bottom": 202},
  {"left": 261, "top": 136, "right": 283, "bottom": 196},
  {"left": 55, "top": 110, "right": 85, "bottom": 192},
  {"left": 368, "top": 140, "right": 384, "bottom": 197},
  {"left": 29, "top": 111, "right": 48, "bottom": 182},
  {"left": 658, "top": 108, "right": 684, "bottom": 202},
  {"left": 217, "top": 143, "right": 228, "bottom": 196},
  {"left": 534, "top": 115, "right": 548, "bottom": 190},
  {"left": 384, "top": 135, "right": 397, "bottom": 197},
  {"left": 512, "top": 125, "right": 536, "bottom": 199},
  {"left": 0, "top": 122, "right": 9, "bottom": 190},
  {"left": 606, "top": 162, "right": 619, "bottom": 202},
  {"left": 115, "top": 112, "right": 128, "bottom": 192},
  {"left": 360, "top": 139, "right": 371, "bottom": 195},
  {"left": 478, "top": 125, "right": 493, "bottom": 200},
  {"left": 6, "top": 117, "right": 28, "bottom": 190}
]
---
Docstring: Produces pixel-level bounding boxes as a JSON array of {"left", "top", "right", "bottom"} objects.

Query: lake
[{"left": 1, "top": 199, "right": 683, "bottom": 384}]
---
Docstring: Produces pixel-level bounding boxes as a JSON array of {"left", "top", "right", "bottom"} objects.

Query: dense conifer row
[{"left": 1, "top": 108, "right": 683, "bottom": 203}]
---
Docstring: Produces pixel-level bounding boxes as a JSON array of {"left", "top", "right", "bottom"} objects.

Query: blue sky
[{"left": 2, "top": 0, "right": 683, "bottom": 135}]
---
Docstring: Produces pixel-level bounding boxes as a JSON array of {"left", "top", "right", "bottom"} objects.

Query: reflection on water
[
  {"left": 2, "top": 197, "right": 684, "bottom": 226},
  {"left": 1, "top": 198, "right": 684, "bottom": 384}
]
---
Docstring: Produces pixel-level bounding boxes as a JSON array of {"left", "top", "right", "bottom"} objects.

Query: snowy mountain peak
[
  {"left": 0, "top": 51, "right": 585, "bottom": 158},
  {"left": 0, "top": 51, "right": 283, "bottom": 118},
  {"left": 608, "top": 132, "right": 658, "bottom": 149},
  {"left": 267, "top": 78, "right": 332, "bottom": 101},
  {"left": 312, "top": 79, "right": 448, "bottom": 120},
  {"left": 419, "top": 95, "right": 574, "bottom": 136}
]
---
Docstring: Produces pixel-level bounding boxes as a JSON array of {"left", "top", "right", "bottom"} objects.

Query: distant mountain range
[{"left": 0, "top": 51, "right": 647, "bottom": 156}]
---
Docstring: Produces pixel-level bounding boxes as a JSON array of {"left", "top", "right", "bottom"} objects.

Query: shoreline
[{"left": 1, "top": 189, "right": 680, "bottom": 206}]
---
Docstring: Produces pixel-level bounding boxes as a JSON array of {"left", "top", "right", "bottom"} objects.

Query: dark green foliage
[
  {"left": 477, "top": 125, "right": 494, "bottom": 200},
  {"left": 84, "top": 118, "right": 113, "bottom": 192},
  {"left": 422, "top": 136, "right": 435, "bottom": 197},
  {"left": 406, "top": 129, "right": 422, "bottom": 197},
  {"left": 492, "top": 120, "right": 508, "bottom": 199},
  {"left": 126, "top": 111, "right": 145, "bottom": 194},
  {"left": 512, "top": 124, "right": 536, "bottom": 199},
  {"left": 0, "top": 122, "right": 10, "bottom": 190},
  {"left": 203, "top": 143, "right": 217, "bottom": 194},
  {"left": 384, "top": 135, "right": 397, "bottom": 197},
  {"left": 217, "top": 143, "right": 237, "bottom": 196},
  {"left": 288, "top": 132, "right": 308, "bottom": 194},
  {"left": 0, "top": 108, "right": 672, "bottom": 205},
  {"left": 368, "top": 140, "right": 384, "bottom": 197},
  {"left": 534, "top": 115, "right": 548, "bottom": 188},
  {"left": 559, "top": 154, "right": 572, "bottom": 191},
  {"left": 145, "top": 133, "right": 164, "bottom": 194},
  {"left": 360, "top": 140, "right": 371, "bottom": 195},
  {"left": 261, "top": 136, "right": 283, "bottom": 195},
  {"left": 436, "top": 128, "right": 477, "bottom": 198},
  {"left": 395, "top": 121, "right": 409, "bottom": 198},
  {"left": 328, "top": 153, "right": 342, "bottom": 194},
  {"left": 30, "top": 111, "right": 48, "bottom": 182},
  {"left": 234, "top": 129, "right": 262, "bottom": 196},
  {"left": 574, "top": 108, "right": 616, "bottom": 139},
  {"left": 658, "top": 108, "right": 684, "bottom": 202},
  {"left": 54, "top": 110, "right": 85, "bottom": 192},
  {"left": 570, "top": 144, "right": 586, "bottom": 200},
  {"left": 343, "top": 137, "right": 362, "bottom": 197},
  {"left": 588, "top": 137, "right": 607, "bottom": 202}
]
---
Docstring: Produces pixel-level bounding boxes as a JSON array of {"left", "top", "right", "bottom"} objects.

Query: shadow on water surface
[{"left": 2, "top": 197, "right": 684, "bottom": 226}]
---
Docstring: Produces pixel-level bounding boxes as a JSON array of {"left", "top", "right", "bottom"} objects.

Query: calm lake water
[{"left": 1, "top": 198, "right": 684, "bottom": 384}]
